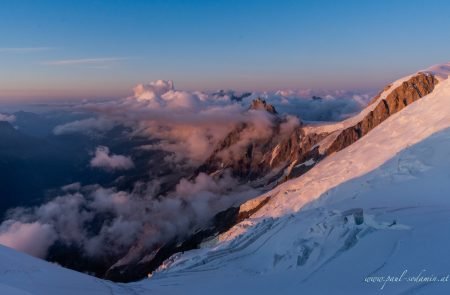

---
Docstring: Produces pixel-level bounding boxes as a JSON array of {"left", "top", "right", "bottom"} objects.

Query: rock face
[{"left": 326, "top": 72, "right": 438, "bottom": 154}]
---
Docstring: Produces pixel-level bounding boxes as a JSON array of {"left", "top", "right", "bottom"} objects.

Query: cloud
[
  {"left": 265, "top": 89, "right": 372, "bottom": 121},
  {"left": 61, "top": 182, "right": 82, "bottom": 192},
  {"left": 0, "top": 47, "right": 53, "bottom": 53},
  {"left": 90, "top": 146, "right": 135, "bottom": 172},
  {"left": 0, "top": 171, "right": 259, "bottom": 260},
  {"left": 42, "top": 57, "right": 128, "bottom": 66},
  {"left": 0, "top": 113, "right": 16, "bottom": 122},
  {"left": 68, "top": 80, "right": 371, "bottom": 167},
  {"left": 279, "top": 115, "right": 300, "bottom": 136},
  {"left": 0, "top": 79, "right": 373, "bottom": 268},
  {"left": 213, "top": 110, "right": 279, "bottom": 164},
  {"left": 78, "top": 81, "right": 280, "bottom": 166},
  {"left": 53, "top": 117, "right": 115, "bottom": 135},
  {"left": 133, "top": 80, "right": 175, "bottom": 102},
  {"left": 0, "top": 221, "right": 56, "bottom": 258}
]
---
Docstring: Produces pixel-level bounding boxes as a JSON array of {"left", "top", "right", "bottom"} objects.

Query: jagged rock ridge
[{"left": 200, "top": 72, "right": 439, "bottom": 183}]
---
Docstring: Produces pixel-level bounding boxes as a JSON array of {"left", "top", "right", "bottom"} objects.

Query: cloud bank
[
  {"left": 265, "top": 89, "right": 371, "bottom": 121},
  {"left": 48, "top": 80, "right": 372, "bottom": 169},
  {"left": 0, "top": 79, "right": 372, "bottom": 263},
  {"left": 0, "top": 171, "right": 258, "bottom": 260}
]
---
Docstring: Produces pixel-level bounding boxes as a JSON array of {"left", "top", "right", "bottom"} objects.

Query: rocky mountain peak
[{"left": 249, "top": 98, "right": 277, "bottom": 114}]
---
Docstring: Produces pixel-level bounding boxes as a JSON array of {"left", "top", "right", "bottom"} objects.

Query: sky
[{"left": 0, "top": 0, "right": 449, "bottom": 101}]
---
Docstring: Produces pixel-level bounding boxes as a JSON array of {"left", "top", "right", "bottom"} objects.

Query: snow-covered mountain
[
  {"left": 1, "top": 62, "right": 450, "bottom": 294},
  {"left": 199, "top": 68, "right": 439, "bottom": 187}
]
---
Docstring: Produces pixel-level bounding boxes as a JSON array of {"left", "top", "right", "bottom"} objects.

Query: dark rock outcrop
[
  {"left": 249, "top": 98, "right": 278, "bottom": 114},
  {"left": 213, "top": 90, "right": 252, "bottom": 102}
]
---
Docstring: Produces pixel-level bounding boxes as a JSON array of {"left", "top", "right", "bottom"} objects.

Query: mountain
[
  {"left": 198, "top": 70, "right": 439, "bottom": 186},
  {"left": 146, "top": 62, "right": 450, "bottom": 294},
  {"left": 0, "top": 62, "right": 450, "bottom": 294},
  {"left": 87, "top": 63, "right": 449, "bottom": 283}
]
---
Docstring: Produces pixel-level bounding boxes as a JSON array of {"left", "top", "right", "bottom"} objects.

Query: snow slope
[
  {"left": 1, "top": 63, "right": 450, "bottom": 294},
  {"left": 143, "top": 63, "right": 450, "bottom": 294},
  {"left": 0, "top": 244, "right": 136, "bottom": 295},
  {"left": 147, "top": 128, "right": 450, "bottom": 294}
]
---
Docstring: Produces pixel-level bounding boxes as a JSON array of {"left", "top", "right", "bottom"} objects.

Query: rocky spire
[{"left": 249, "top": 98, "right": 277, "bottom": 114}]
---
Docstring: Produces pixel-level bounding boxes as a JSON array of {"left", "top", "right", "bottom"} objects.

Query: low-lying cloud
[
  {"left": 0, "top": 79, "right": 373, "bottom": 264},
  {"left": 0, "top": 113, "right": 16, "bottom": 123},
  {"left": 266, "top": 90, "right": 371, "bottom": 122},
  {"left": 90, "top": 146, "right": 134, "bottom": 172},
  {"left": 53, "top": 117, "right": 115, "bottom": 136},
  {"left": 0, "top": 220, "right": 56, "bottom": 258},
  {"left": 0, "top": 171, "right": 258, "bottom": 260},
  {"left": 57, "top": 80, "right": 370, "bottom": 166}
]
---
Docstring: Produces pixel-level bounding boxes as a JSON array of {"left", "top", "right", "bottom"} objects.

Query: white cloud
[
  {"left": 0, "top": 221, "right": 56, "bottom": 258},
  {"left": 53, "top": 117, "right": 115, "bottom": 135},
  {"left": 90, "top": 146, "right": 134, "bottom": 172},
  {"left": 81, "top": 80, "right": 281, "bottom": 166},
  {"left": 0, "top": 171, "right": 259, "bottom": 259},
  {"left": 61, "top": 182, "right": 82, "bottom": 192},
  {"left": 61, "top": 80, "right": 371, "bottom": 165},
  {"left": 0, "top": 47, "right": 53, "bottom": 53},
  {"left": 0, "top": 113, "right": 16, "bottom": 122},
  {"left": 267, "top": 89, "right": 372, "bottom": 121},
  {"left": 133, "top": 80, "right": 175, "bottom": 102},
  {"left": 42, "top": 57, "right": 128, "bottom": 66},
  {"left": 0, "top": 79, "right": 374, "bottom": 266}
]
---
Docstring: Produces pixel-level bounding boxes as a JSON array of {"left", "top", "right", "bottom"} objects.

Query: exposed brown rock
[
  {"left": 367, "top": 83, "right": 392, "bottom": 106},
  {"left": 326, "top": 72, "right": 438, "bottom": 154}
]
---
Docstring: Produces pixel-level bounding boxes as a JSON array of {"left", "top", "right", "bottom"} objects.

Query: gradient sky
[{"left": 1, "top": 0, "right": 450, "bottom": 101}]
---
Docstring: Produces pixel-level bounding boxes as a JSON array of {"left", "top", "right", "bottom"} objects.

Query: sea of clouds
[{"left": 0, "top": 80, "right": 373, "bottom": 260}]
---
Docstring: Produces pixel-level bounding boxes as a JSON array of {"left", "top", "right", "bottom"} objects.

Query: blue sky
[{"left": 0, "top": 0, "right": 449, "bottom": 100}]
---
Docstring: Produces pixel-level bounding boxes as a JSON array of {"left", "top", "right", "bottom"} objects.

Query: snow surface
[{"left": 1, "top": 63, "right": 450, "bottom": 294}]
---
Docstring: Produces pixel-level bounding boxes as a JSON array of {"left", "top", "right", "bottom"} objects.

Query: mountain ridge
[{"left": 102, "top": 63, "right": 449, "bottom": 282}]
